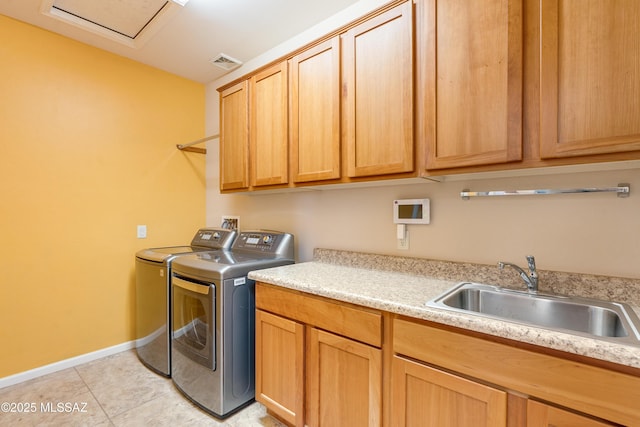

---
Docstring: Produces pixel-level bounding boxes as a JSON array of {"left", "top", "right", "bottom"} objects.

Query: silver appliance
[
  {"left": 170, "top": 230, "right": 294, "bottom": 418},
  {"left": 135, "top": 228, "right": 237, "bottom": 377}
]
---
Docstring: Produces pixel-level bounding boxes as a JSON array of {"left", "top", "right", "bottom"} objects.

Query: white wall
[{"left": 204, "top": 0, "right": 640, "bottom": 280}]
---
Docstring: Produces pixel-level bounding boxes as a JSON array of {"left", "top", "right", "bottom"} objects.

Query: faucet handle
[
  {"left": 526, "top": 255, "right": 536, "bottom": 272},
  {"left": 498, "top": 255, "right": 539, "bottom": 293}
]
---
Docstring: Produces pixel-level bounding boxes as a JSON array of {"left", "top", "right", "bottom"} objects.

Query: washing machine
[
  {"left": 170, "top": 230, "right": 294, "bottom": 418},
  {"left": 135, "top": 228, "right": 237, "bottom": 377}
]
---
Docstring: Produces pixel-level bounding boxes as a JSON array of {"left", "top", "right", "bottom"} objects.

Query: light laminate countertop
[{"left": 249, "top": 249, "right": 640, "bottom": 370}]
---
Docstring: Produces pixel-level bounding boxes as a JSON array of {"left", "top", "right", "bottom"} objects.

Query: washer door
[{"left": 172, "top": 276, "right": 215, "bottom": 370}]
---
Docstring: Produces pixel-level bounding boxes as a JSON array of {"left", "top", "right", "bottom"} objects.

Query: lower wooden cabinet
[
  {"left": 527, "top": 400, "right": 616, "bottom": 427},
  {"left": 390, "top": 355, "right": 618, "bottom": 427},
  {"left": 391, "top": 356, "right": 507, "bottom": 427},
  {"left": 255, "top": 283, "right": 383, "bottom": 427},
  {"left": 256, "top": 283, "right": 638, "bottom": 426},
  {"left": 307, "top": 328, "right": 382, "bottom": 427},
  {"left": 255, "top": 309, "right": 304, "bottom": 427},
  {"left": 393, "top": 317, "right": 639, "bottom": 426}
]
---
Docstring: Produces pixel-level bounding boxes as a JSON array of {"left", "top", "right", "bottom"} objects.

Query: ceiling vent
[
  {"left": 210, "top": 54, "right": 243, "bottom": 71},
  {"left": 40, "top": 0, "right": 187, "bottom": 48}
]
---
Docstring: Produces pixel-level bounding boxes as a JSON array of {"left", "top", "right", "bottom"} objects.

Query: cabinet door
[
  {"left": 250, "top": 62, "right": 289, "bottom": 187},
  {"left": 342, "top": 2, "right": 414, "bottom": 178},
  {"left": 422, "top": 0, "right": 523, "bottom": 169},
  {"left": 540, "top": 0, "right": 640, "bottom": 158},
  {"left": 290, "top": 38, "right": 341, "bottom": 183},
  {"left": 391, "top": 356, "right": 507, "bottom": 427},
  {"left": 255, "top": 310, "right": 304, "bottom": 427},
  {"left": 220, "top": 81, "right": 249, "bottom": 191},
  {"left": 527, "top": 400, "right": 616, "bottom": 427},
  {"left": 307, "top": 328, "right": 382, "bottom": 427}
]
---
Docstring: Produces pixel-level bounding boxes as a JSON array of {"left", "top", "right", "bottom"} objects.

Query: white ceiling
[{"left": 0, "top": 0, "right": 360, "bottom": 83}]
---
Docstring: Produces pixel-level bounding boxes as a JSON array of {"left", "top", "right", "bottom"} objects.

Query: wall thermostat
[{"left": 393, "top": 198, "right": 430, "bottom": 224}]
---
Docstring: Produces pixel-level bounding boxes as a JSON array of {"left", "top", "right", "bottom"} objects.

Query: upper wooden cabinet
[
  {"left": 249, "top": 62, "right": 289, "bottom": 187},
  {"left": 289, "top": 38, "right": 341, "bottom": 183},
  {"left": 342, "top": 2, "right": 414, "bottom": 177},
  {"left": 421, "top": 0, "right": 523, "bottom": 170},
  {"left": 219, "top": 0, "right": 640, "bottom": 191},
  {"left": 218, "top": 1, "right": 415, "bottom": 192},
  {"left": 540, "top": 0, "right": 640, "bottom": 159},
  {"left": 219, "top": 81, "right": 249, "bottom": 191}
]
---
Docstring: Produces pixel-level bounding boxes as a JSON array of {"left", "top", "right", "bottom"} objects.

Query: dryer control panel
[{"left": 233, "top": 231, "right": 294, "bottom": 258}]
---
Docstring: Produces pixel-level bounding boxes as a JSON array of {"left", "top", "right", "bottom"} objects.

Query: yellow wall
[{"left": 0, "top": 15, "right": 206, "bottom": 377}]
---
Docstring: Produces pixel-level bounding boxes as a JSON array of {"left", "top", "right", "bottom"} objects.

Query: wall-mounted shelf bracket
[
  {"left": 461, "top": 183, "right": 630, "bottom": 200},
  {"left": 177, "top": 134, "right": 219, "bottom": 154}
]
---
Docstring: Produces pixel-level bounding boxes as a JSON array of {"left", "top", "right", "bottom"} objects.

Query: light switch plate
[{"left": 137, "top": 225, "right": 147, "bottom": 238}]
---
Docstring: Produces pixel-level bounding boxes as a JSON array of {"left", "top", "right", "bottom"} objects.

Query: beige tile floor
[{"left": 0, "top": 350, "right": 285, "bottom": 426}]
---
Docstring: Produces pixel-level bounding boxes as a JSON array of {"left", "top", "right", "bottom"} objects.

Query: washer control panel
[{"left": 190, "top": 228, "right": 237, "bottom": 249}]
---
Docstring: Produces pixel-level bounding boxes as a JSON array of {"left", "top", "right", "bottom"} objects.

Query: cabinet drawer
[
  {"left": 393, "top": 317, "right": 640, "bottom": 426},
  {"left": 256, "top": 282, "right": 382, "bottom": 347}
]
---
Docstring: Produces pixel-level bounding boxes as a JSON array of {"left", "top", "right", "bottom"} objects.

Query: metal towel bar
[{"left": 461, "top": 184, "right": 630, "bottom": 200}]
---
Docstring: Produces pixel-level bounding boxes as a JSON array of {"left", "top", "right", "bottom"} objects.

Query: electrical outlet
[
  {"left": 398, "top": 236, "right": 409, "bottom": 250},
  {"left": 137, "top": 225, "right": 147, "bottom": 239},
  {"left": 397, "top": 227, "right": 409, "bottom": 250},
  {"left": 221, "top": 215, "right": 240, "bottom": 230}
]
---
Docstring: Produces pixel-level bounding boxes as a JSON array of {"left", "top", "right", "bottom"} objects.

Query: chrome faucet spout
[{"left": 497, "top": 255, "right": 539, "bottom": 293}]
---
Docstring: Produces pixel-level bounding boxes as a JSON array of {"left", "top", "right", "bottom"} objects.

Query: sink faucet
[{"left": 497, "top": 255, "right": 539, "bottom": 293}]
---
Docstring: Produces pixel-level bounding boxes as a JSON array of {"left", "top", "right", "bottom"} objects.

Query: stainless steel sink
[{"left": 426, "top": 283, "right": 640, "bottom": 346}]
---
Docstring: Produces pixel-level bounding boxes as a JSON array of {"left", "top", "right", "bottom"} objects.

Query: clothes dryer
[{"left": 170, "top": 231, "right": 294, "bottom": 418}]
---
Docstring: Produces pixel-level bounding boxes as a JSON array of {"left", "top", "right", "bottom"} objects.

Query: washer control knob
[{"left": 262, "top": 235, "right": 274, "bottom": 245}]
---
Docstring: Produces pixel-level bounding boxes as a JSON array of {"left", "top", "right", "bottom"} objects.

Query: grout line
[{"left": 73, "top": 361, "right": 115, "bottom": 426}]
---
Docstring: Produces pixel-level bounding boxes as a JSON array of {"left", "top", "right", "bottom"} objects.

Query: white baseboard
[
  {"left": 0, "top": 340, "right": 136, "bottom": 390},
  {"left": 135, "top": 325, "right": 165, "bottom": 347}
]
